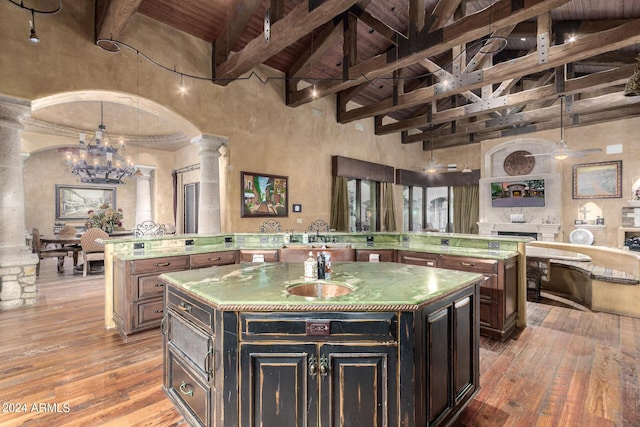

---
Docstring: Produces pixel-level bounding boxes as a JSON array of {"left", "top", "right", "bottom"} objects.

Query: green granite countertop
[
  {"left": 160, "top": 261, "right": 483, "bottom": 311},
  {"left": 112, "top": 242, "right": 518, "bottom": 261}
]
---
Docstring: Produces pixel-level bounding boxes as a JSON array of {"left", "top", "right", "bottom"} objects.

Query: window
[
  {"left": 403, "top": 185, "right": 452, "bottom": 232},
  {"left": 348, "top": 178, "right": 379, "bottom": 231}
]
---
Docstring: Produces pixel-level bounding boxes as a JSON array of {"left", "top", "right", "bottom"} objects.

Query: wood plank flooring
[{"left": 1, "top": 258, "right": 639, "bottom": 426}]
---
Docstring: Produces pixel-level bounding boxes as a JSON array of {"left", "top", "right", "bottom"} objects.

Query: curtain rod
[{"left": 173, "top": 164, "right": 200, "bottom": 174}]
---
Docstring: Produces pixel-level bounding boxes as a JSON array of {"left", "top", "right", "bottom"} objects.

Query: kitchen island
[{"left": 159, "top": 261, "right": 483, "bottom": 427}]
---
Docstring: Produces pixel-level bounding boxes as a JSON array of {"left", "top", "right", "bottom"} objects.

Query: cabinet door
[
  {"left": 240, "top": 343, "right": 317, "bottom": 427},
  {"left": 426, "top": 306, "right": 452, "bottom": 424},
  {"left": 319, "top": 344, "right": 397, "bottom": 427}
]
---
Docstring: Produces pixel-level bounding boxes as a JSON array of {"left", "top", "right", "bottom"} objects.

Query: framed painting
[
  {"left": 55, "top": 185, "right": 116, "bottom": 220},
  {"left": 572, "top": 161, "right": 622, "bottom": 199},
  {"left": 241, "top": 172, "right": 288, "bottom": 217}
]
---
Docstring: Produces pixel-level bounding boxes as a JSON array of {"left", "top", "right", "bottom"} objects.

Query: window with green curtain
[
  {"left": 453, "top": 185, "right": 479, "bottom": 234},
  {"left": 382, "top": 182, "right": 396, "bottom": 231},
  {"left": 330, "top": 176, "right": 349, "bottom": 231}
]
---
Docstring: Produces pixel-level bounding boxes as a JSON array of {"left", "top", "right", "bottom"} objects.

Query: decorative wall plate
[{"left": 503, "top": 150, "right": 535, "bottom": 176}]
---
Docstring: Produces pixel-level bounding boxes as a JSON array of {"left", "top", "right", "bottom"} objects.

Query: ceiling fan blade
[
  {"left": 568, "top": 148, "right": 603, "bottom": 157},
  {"left": 525, "top": 153, "right": 552, "bottom": 158}
]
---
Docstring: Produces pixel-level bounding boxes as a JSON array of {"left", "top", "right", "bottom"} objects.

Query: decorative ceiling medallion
[{"left": 503, "top": 150, "right": 535, "bottom": 176}]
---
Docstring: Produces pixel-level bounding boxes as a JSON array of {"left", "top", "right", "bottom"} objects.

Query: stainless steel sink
[{"left": 286, "top": 281, "right": 354, "bottom": 298}]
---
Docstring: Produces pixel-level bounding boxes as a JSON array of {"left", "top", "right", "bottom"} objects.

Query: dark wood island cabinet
[{"left": 160, "top": 262, "right": 482, "bottom": 427}]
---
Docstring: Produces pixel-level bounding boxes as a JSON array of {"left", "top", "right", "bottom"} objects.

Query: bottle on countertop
[
  {"left": 284, "top": 232, "right": 290, "bottom": 245},
  {"left": 304, "top": 251, "right": 316, "bottom": 279},
  {"left": 317, "top": 252, "right": 326, "bottom": 280}
]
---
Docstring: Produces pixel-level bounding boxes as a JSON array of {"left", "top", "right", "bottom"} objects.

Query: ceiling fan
[{"left": 526, "top": 96, "right": 602, "bottom": 160}]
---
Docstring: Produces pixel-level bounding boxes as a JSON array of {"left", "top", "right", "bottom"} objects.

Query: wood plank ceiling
[{"left": 96, "top": 0, "right": 640, "bottom": 151}]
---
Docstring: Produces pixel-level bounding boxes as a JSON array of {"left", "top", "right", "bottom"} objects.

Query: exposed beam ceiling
[{"left": 96, "top": 0, "right": 640, "bottom": 151}]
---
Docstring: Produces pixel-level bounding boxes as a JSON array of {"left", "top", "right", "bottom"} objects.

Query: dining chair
[
  {"left": 31, "top": 228, "right": 69, "bottom": 276},
  {"left": 59, "top": 225, "right": 81, "bottom": 267},
  {"left": 81, "top": 228, "right": 109, "bottom": 277}
]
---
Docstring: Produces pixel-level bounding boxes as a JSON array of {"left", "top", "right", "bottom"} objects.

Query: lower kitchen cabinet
[
  {"left": 161, "top": 279, "right": 480, "bottom": 427},
  {"left": 239, "top": 343, "right": 397, "bottom": 427},
  {"left": 396, "top": 250, "right": 440, "bottom": 267},
  {"left": 113, "top": 255, "right": 189, "bottom": 337},
  {"left": 113, "top": 251, "right": 237, "bottom": 338}
]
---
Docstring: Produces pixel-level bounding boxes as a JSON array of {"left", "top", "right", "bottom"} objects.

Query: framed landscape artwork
[
  {"left": 55, "top": 185, "right": 116, "bottom": 220},
  {"left": 572, "top": 161, "right": 622, "bottom": 199},
  {"left": 241, "top": 172, "right": 288, "bottom": 217}
]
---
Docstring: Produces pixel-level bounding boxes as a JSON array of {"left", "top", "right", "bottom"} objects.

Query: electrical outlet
[
  {"left": 488, "top": 241, "right": 500, "bottom": 250},
  {"left": 440, "top": 238, "right": 449, "bottom": 246},
  {"left": 185, "top": 239, "right": 194, "bottom": 246},
  {"left": 133, "top": 242, "right": 144, "bottom": 250}
]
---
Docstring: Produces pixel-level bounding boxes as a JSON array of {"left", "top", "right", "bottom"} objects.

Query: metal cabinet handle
[
  {"left": 155, "top": 282, "right": 164, "bottom": 287},
  {"left": 179, "top": 381, "right": 194, "bottom": 397},
  {"left": 155, "top": 262, "right": 171, "bottom": 267},
  {"left": 319, "top": 355, "right": 329, "bottom": 377},
  {"left": 308, "top": 354, "right": 317, "bottom": 377},
  {"left": 178, "top": 301, "right": 192, "bottom": 313},
  {"left": 460, "top": 261, "right": 476, "bottom": 267},
  {"left": 155, "top": 309, "right": 163, "bottom": 314},
  {"left": 204, "top": 342, "right": 214, "bottom": 377},
  {"left": 208, "top": 256, "right": 221, "bottom": 261},
  {"left": 160, "top": 315, "right": 168, "bottom": 335}
]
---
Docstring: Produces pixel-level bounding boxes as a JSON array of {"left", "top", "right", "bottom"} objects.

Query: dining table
[{"left": 41, "top": 234, "right": 83, "bottom": 272}]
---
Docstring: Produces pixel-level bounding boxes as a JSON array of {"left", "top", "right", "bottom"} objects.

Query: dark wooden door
[
  {"left": 319, "top": 344, "right": 397, "bottom": 427},
  {"left": 239, "top": 343, "right": 317, "bottom": 427}
]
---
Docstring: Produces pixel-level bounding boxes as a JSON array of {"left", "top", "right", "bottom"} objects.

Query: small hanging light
[
  {"left": 624, "top": 55, "right": 640, "bottom": 96},
  {"left": 28, "top": 11, "right": 39, "bottom": 44}
]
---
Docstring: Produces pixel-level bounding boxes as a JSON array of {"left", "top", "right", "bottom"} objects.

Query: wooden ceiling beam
[
  {"left": 350, "top": 5, "right": 400, "bottom": 44},
  {"left": 428, "top": 0, "right": 464, "bottom": 32},
  {"left": 288, "top": 18, "right": 343, "bottom": 78},
  {"left": 339, "top": 18, "right": 640, "bottom": 123},
  {"left": 95, "top": 0, "right": 143, "bottom": 51},
  {"left": 402, "top": 92, "right": 640, "bottom": 143},
  {"left": 213, "top": 0, "right": 262, "bottom": 66},
  {"left": 214, "top": 0, "right": 360, "bottom": 85},
  {"left": 288, "top": 0, "right": 572, "bottom": 107},
  {"left": 376, "top": 63, "right": 634, "bottom": 136}
]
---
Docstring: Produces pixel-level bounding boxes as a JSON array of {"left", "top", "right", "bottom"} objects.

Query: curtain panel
[
  {"left": 453, "top": 185, "right": 479, "bottom": 234},
  {"left": 330, "top": 176, "right": 349, "bottom": 232}
]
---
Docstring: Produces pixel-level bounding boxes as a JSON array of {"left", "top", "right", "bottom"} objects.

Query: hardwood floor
[{"left": 1, "top": 259, "right": 638, "bottom": 426}]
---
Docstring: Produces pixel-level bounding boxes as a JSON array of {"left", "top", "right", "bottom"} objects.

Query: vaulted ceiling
[{"left": 95, "top": 0, "right": 640, "bottom": 151}]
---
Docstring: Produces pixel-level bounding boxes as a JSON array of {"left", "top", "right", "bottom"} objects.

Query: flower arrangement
[{"left": 86, "top": 204, "right": 124, "bottom": 234}]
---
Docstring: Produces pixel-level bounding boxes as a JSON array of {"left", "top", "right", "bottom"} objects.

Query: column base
[{"left": 0, "top": 249, "right": 39, "bottom": 310}]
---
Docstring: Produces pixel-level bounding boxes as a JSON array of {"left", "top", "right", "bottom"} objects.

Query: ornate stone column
[
  {"left": 0, "top": 95, "right": 39, "bottom": 310},
  {"left": 191, "top": 134, "right": 228, "bottom": 234},
  {"left": 134, "top": 165, "right": 155, "bottom": 226}
]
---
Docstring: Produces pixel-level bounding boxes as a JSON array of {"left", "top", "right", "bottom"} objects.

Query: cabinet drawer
[
  {"left": 135, "top": 298, "right": 164, "bottom": 329},
  {"left": 240, "top": 312, "right": 397, "bottom": 342},
  {"left": 190, "top": 251, "right": 237, "bottom": 269},
  {"left": 356, "top": 249, "right": 395, "bottom": 262},
  {"left": 169, "top": 312, "right": 212, "bottom": 376},
  {"left": 137, "top": 274, "right": 166, "bottom": 299},
  {"left": 168, "top": 350, "right": 211, "bottom": 427},
  {"left": 440, "top": 255, "right": 498, "bottom": 274},
  {"left": 397, "top": 251, "right": 439, "bottom": 267},
  {"left": 238, "top": 249, "right": 278, "bottom": 263},
  {"left": 167, "top": 287, "right": 215, "bottom": 334},
  {"left": 130, "top": 255, "right": 189, "bottom": 275}
]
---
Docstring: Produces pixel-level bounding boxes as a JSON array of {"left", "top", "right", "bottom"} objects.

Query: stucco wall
[
  {"left": 1, "top": 2, "right": 427, "bottom": 234},
  {"left": 482, "top": 115, "right": 640, "bottom": 247}
]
